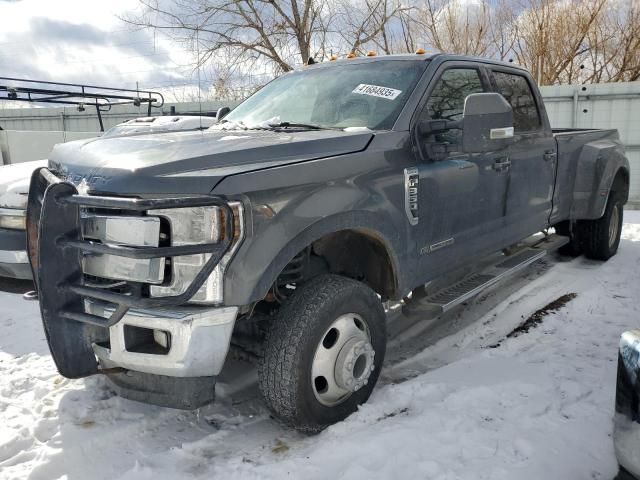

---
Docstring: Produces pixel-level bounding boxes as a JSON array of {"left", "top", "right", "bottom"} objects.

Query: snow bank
[{"left": 1, "top": 211, "right": 639, "bottom": 480}]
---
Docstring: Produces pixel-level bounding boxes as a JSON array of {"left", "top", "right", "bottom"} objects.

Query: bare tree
[
  {"left": 395, "top": 8, "right": 420, "bottom": 53},
  {"left": 414, "top": 0, "right": 495, "bottom": 56},
  {"left": 333, "top": 0, "right": 408, "bottom": 55},
  {"left": 122, "top": 0, "right": 330, "bottom": 74},
  {"left": 585, "top": 0, "right": 640, "bottom": 83},
  {"left": 513, "top": 0, "right": 608, "bottom": 85},
  {"left": 124, "top": 0, "right": 640, "bottom": 94},
  {"left": 488, "top": 0, "right": 518, "bottom": 61}
]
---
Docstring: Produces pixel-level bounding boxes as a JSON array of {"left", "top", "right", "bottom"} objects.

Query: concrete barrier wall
[
  {"left": 0, "top": 101, "right": 241, "bottom": 133},
  {"left": 539, "top": 82, "right": 640, "bottom": 206},
  {"left": 0, "top": 130, "right": 99, "bottom": 165}
]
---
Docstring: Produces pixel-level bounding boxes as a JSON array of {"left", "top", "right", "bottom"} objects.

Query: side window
[
  {"left": 492, "top": 71, "right": 541, "bottom": 132},
  {"left": 424, "top": 68, "right": 485, "bottom": 146}
]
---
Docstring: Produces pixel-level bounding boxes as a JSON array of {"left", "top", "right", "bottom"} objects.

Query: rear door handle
[
  {"left": 492, "top": 156, "right": 511, "bottom": 171},
  {"left": 543, "top": 150, "right": 557, "bottom": 162}
]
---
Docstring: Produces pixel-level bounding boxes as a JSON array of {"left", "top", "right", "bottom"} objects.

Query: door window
[
  {"left": 492, "top": 71, "right": 541, "bottom": 132},
  {"left": 424, "top": 68, "right": 485, "bottom": 146}
]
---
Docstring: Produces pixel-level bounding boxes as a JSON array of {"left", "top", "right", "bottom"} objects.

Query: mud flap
[{"left": 27, "top": 168, "right": 103, "bottom": 378}]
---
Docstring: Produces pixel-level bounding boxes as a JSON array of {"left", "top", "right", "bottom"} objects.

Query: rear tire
[
  {"left": 259, "top": 274, "right": 386, "bottom": 433},
  {"left": 581, "top": 193, "right": 623, "bottom": 261}
]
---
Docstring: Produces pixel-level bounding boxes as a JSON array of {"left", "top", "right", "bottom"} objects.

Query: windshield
[{"left": 224, "top": 60, "right": 427, "bottom": 130}]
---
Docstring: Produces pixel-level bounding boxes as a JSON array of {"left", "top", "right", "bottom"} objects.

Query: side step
[{"left": 406, "top": 234, "right": 569, "bottom": 317}]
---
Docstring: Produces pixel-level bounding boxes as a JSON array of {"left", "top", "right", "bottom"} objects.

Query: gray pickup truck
[{"left": 26, "top": 53, "right": 629, "bottom": 432}]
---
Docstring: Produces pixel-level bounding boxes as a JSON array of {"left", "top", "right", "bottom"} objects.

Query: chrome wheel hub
[
  {"left": 311, "top": 314, "right": 375, "bottom": 406},
  {"left": 334, "top": 337, "right": 375, "bottom": 392},
  {"left": 609, "top": 204, "right": 620, "bottom": 248}
]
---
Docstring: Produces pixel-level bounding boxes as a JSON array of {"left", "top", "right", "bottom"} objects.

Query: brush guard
[{"left": 26, "top": 167, "right": 233, "bottom": 379}]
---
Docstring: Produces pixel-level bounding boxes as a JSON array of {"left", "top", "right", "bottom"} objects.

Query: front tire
[{"left": 259, "top": 274, "right": 386, "bottom": 433}]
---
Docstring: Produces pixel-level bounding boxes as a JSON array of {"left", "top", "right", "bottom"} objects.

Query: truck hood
[{"left": 48, "top": 129, "right": 373, "bottom": 195}]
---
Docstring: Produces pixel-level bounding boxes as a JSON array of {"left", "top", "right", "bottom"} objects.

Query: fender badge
[
  {"left": 404, "top": 167, "right": 419, "bottom": 225},
  {"left": 420, "top": 237, "right": 455, "bottom": 255}
]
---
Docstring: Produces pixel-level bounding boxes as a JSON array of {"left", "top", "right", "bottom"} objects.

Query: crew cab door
[
  {"left": 489, "top": 69, "right": 556, "bottom": 236},
  {"left": 412, "top": 64, "right": 510, "bottom": 282}
]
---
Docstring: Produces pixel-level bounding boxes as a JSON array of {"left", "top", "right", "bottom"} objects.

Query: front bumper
[{"left": 92, "top": 304, "right": 238, "bottom": 377}]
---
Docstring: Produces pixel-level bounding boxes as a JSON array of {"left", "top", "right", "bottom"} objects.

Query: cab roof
[{"left": 305, "top": 52, "right": 528, "bottom": 73}]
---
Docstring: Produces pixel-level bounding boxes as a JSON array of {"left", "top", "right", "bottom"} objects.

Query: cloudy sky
[{"left": 0, "top": 0, "right": 197, "bottom": 94}]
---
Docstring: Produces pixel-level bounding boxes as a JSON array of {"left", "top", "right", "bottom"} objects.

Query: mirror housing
[
  {"left": 461, "top": 93, "right": 514, "bottom": 153},
  {"left": 216, "top": 106, "right": 231, "bottom": 122}
]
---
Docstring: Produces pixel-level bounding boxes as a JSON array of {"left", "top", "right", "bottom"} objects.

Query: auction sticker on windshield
[{"left": 352, "top": 84, "right": 402, "bottom": 100}]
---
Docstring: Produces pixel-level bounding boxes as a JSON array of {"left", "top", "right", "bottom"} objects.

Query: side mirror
[
  {"left": 462, "top": 93, "right": 514, "bottom": 153},
  {"left": 216, "top": 106, "right": 231, "bottom": 122}
]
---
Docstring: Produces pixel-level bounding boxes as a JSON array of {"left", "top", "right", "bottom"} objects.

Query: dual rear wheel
[{"left": 558, "top": 192, "right": 624, "bottom": 260}]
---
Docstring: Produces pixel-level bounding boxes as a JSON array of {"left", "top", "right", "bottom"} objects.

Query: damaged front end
[{"left": 26, "top": 167, "right": 243, "bottom": 408}]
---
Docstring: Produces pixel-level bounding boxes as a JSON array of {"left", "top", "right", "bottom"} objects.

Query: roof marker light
[
  {"left": 366, "top": 51, "right": 377, "bottom": 57},
  {"left": 415, "top": 48, "right": 426, "bottom": 54},
  {"left": 346, "top": 52, "right": 357, "bottom": 59},
  {"left": 329, "top": 55, "right": 338, "bottom": 61}
]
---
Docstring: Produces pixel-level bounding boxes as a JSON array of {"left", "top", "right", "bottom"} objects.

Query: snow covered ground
[{"left": 1, "top": 212, "right": 640, "bottom": 480}]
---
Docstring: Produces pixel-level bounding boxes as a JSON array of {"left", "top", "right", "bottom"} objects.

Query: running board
[{"left": 408, "top": 234, "right": 569, "bottom": 316}]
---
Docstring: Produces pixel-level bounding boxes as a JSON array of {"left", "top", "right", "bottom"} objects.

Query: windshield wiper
[
  {"left": 269, "top": 121, "right": 335, "bottom": 130},
  {"left": 215, "top": 119, "right": 337, "bottom": 131}
]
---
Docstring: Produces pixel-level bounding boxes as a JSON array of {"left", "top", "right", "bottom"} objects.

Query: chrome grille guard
[{"left": 26, "top": 167, "right": 234, "bottom": 378}]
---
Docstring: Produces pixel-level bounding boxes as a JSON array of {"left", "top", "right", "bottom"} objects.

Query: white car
[
  {"left": 0, "top": 160, "right": 46, "bottom": 279},
  {"left": 0, "top": 116, "right": 217, "bottom": 280}
]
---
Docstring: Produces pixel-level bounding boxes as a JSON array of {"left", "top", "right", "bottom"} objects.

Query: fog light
[
  {"left": 0, "top": 209, "right": 26, "bottom": 230},
  {"left": 153, "top": 329, "right": 170, "bottom": 349}
]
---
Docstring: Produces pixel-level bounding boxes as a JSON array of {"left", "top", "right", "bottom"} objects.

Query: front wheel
[{"left": 259, "top": 274, "right": 386, "bottom": 433}]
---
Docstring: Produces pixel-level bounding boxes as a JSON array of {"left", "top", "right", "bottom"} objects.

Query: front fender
[
  {"left": 213, "top": 145, "right": 413, "bottom": 306},
  {"left": 241, "top": 209, "right": 403, "bottom": 305},
  {"left": 223, "top": 190, "right": 406, "bottom": 305}
]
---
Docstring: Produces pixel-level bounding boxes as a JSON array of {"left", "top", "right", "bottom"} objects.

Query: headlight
[
  {"left": 149, "top": 202, "right": 244, "bottom": 304},
  {"left": 0, "top": 208, "right": 26, "bottom": 230}
]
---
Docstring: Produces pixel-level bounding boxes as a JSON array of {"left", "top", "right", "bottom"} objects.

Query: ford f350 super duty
[{"left": 26, "top": 53, "right": 630, "bottom": 432}]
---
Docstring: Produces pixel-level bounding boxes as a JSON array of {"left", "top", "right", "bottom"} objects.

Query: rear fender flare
[{"left": 572, "top": 141, "right": 629, "bottom": 219}]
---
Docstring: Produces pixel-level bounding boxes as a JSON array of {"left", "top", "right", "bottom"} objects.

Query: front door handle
[
  {"left": 492, "top": 156, "right": 511, "bottom": 171},
  {"left": 543, "top": 150, "right": 557, "bottom": 162}
]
